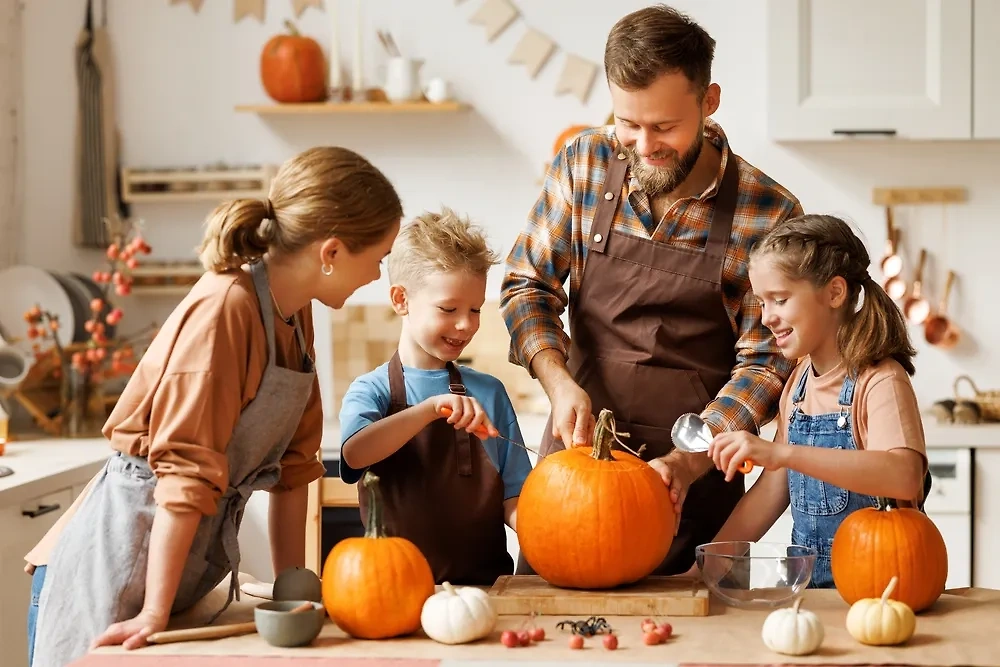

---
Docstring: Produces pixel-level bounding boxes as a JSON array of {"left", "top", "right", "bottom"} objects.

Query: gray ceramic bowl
[{"left": 254, "top": 600, "right": 325, "bottom": 647}]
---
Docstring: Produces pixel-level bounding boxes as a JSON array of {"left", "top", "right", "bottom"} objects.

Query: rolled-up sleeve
[
  {"left": 148, "top": 369, "right": 242, "bottom": 515},
  {"left": 500, "top": 146, "right": 575, "bottom": 374}
]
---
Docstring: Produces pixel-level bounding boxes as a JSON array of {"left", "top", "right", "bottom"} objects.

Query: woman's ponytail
[{"left": 197, "top": 199, "right": 275, "bottom": 272}]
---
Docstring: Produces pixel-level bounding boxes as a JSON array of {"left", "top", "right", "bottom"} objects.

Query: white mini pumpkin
[
  {"left": 761, "top": 597, "right": 825, "bottom": 656},
  {"left": 845, "top": 576, "right": 916, "bottom": 646},
  {"left": 420, "top": 581, "right": 497, "bottom": 645}
]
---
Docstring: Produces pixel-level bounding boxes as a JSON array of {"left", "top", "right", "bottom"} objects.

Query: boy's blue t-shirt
[{"left": 338, "top": 362, "right": 532, "bottom": 500}]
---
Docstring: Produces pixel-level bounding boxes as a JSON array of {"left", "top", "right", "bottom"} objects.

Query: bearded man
[{"left": 500, "top": 4, "right": 804, "bottom": 575}]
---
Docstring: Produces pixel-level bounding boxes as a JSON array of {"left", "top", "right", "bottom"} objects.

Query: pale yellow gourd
[
  {"left": 420, "top": 582, "right": 497, "bottom": 645},
  {"left": 761, "top": 597, "right": 825, "bottom": 656},
  {"left": 845, "top": 576, "right": 916, "bottom": 646}
]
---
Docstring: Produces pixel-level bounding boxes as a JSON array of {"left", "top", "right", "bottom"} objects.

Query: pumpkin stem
[
  {"left": 362, "top": 470, "right": 387, "bottom": 539},
  {"left": 880, "top": 576, "right": 899, "bottom": 606},
  {"left": 284, "top": 19, "right": 300, "bottom": 36},
  {"left": 591, "top": 409, "right": 645, "bottom": 460},
  {"left": 876, "top": 496, "right": 899, "bottom": 511},
  {"left": 442, "top": 581, "right": 456, "bottom": 596},
  {"left": 792, "top": 597, "right": 803, "bottom": 614}
]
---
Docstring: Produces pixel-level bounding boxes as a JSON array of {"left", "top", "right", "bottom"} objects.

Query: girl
[
  {"left": 703, "top": 214, "right": 928, "bottom": 588},
  {"left": 25, "top": 146, "right": 403, "bottom": 666}
]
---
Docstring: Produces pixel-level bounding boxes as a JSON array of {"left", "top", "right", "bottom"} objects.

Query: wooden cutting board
[{"left": 486, "top": 575, "right": 709, "bottom": 616}]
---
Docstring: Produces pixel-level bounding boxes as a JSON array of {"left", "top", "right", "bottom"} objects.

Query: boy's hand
[{"left": 427, "top": 394, "right": 499, "bottom": 438}]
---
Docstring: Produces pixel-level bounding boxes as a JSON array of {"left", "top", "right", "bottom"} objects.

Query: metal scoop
[{"left": 670, "top": 413, "right": 754, "bottom": 474}]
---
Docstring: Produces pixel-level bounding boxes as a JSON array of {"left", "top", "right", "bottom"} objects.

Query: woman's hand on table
[{"left": 90, "top": 608, "right": 169, "bottom": 651}]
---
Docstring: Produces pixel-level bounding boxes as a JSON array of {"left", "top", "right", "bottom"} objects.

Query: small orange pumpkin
[
  {"left": 830, "top": 497, "right": 948, "bottom": 613},
  {"left": 321, "top": 471, "right": 435, "bottom": 638},
  {"left": 260, "top": 20, "right": 327, "bottom": 104},
  {"left": 516, "top": 409, "right": 675, "bottom": 589},
  {"left": 552, "top": 124, "right": 591, "bottom": 157}
]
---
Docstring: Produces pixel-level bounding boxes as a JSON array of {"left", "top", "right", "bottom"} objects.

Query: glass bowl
[{"left": 695, "top": 541, "right": 817, "bottom": 609}]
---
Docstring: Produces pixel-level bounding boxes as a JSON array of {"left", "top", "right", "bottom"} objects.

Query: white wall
[{"left": 14, "top": 0, "right": 1000, "bottom": 579}]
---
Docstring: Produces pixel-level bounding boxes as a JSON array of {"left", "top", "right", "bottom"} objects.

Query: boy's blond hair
[{"left": 387, "top": 207, "right": 500, "bottom": 287}]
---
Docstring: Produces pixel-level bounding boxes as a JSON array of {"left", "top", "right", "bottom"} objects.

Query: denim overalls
[{"left": 786, "top": 368, "right": 876, "bottom": 588}]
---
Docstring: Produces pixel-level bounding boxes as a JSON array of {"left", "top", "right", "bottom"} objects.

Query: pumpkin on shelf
[
  {"left": 515, "top": 409, "right": 675, "bottom": 589},
  {"left": 260, "top": 20, "right": 327, "bottom": 104},
  {"left": 321, "top": 471, "right": 435, "bottom": 639},
  {"left": 760, "top": 597, "right": 824, "bottom": 656},
  {"left": 420, "top": 581, "right": 497, "bottom": 645},
  {"left": 830, "top": 496, "right": 948, "bottom": 613},
  {"left": 845, "top": 576, "right": 916, "bottom": 646},
  {"left": 551, "top": 124, "right": 592, "bottom": 157}
]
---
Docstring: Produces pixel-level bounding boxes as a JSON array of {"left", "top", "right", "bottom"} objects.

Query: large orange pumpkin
[
  {"left": 830, "top": 497, "right": 948, "bottom": 613},
  {"left": 516, "top": 409, "right": 675, "bottom": 589},
  {"left": 260, "top": 20, "right": 327, "bottom": 104},
  {"left": 321, "top": 471, "right": 435, "bottom": 639},
  {"left": 552, "top": 124, "right": 591, "bottom": 157}
]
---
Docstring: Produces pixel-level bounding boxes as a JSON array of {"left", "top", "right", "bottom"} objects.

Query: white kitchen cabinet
[
  {"left": 0, "top": 486, "right": 73, "bottom": 667},
  {"left": 974, "top": 0, "right": 1000, "bottom": 138},
  {"left": 973, "top": 450, "right": 1000, "bottom": 590},
  {"left": 767, "top": 0, "right": 973, "bottom": 140}
]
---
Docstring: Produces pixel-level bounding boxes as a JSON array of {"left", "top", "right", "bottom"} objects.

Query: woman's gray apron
[{"left": 31, "top": 260, "right": 316, "bottom": 667}]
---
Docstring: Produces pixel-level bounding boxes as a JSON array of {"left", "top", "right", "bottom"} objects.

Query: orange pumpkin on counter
[
  {"left": 260, "top": 20, "right": 327, "bottom": 103},
  {"left": 321, "top": 471, "right": 435, "bottom": 639},
  {"left": 516, "top": 409, "right": 675, "bottom": 589},
  {"left": 830, "top": 496, "right": 948, "bottom": 613}
]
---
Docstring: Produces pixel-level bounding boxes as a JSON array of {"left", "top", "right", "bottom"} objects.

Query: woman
[{"left": 25, "top": 146, "right": 402, "bottom": 666}]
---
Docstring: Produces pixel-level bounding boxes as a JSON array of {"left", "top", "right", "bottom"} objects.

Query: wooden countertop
[{"left": 77, "top": 586, "right": 1000, "bottom": 666}]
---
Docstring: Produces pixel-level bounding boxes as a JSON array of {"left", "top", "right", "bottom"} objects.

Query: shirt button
[
  {"left": 604, "top": 192, "right": 614, "bottom": 200},
  {"left": 594, "top": 233, "right": 603, "bottom": 243},
  {"left": 617, "top": 152, "right": 626, "bottom": 160}
]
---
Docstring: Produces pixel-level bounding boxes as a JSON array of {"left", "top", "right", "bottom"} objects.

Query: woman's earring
[{"left": 321, "top": 263, "right": 333, "bottom": 276}]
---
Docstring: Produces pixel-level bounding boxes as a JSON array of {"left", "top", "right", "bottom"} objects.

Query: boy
[{"left": 339, "top": 208, "right": 532, "bottom": 585}]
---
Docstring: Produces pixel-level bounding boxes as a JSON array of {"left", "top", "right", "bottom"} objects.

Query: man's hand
[
  {"left": 648, "top": 456, "right": 696, "bottom": 533},
  {"left": 548, "top": 377, "right": 595, "bottom": 447},
  {"left": 708, "top": 431, "right": 789, "bottom": 481}
]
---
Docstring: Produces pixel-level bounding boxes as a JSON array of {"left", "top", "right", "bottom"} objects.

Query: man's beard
[{"left": 625, "top": 124, "right": 704, "bottom": 195}]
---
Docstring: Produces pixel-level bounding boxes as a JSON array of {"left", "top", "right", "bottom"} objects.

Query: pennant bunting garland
[
  {"left": 555, "top": 53, "right": 598, "bottom": 103},
  {"left": 233, "top": 0, "right": 265, "bottom": 23},
  {"left": 170, "top": 0, "right": 204, "bottom": 12},
  {"left": 507, "top": 28, "right": 556, "bottom": 79},
  {"left": 461, "top": 0, "right": 601, "bottom": 104},
  {"left": 469, "top": 0, "right": 519, "bottom": 42},
  {"left": 291, "top": 0, "right": 323, "bottom": 18}
]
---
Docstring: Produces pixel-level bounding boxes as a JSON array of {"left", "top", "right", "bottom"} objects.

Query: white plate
[{"left": 0, "top": 265, "right": 76, "bottom": 348}]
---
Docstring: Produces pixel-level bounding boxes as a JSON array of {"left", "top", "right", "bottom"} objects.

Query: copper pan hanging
[
  {"left": 880, "top": 208, "right": 906, "bottom": 300},
  {"left": 903, "top": 248, "right": 931, "bottom": 324},
  {"left": 924, "top": 270, "right": 960, "bottom": 349}
]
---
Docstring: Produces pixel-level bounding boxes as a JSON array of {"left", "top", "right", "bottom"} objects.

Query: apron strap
[
  {"left": 588, "top": 149, "right": 631, "bottom": 255},
  {"left": 705, "top": 152, "right": 740, "bottom": 257},
  {"left": 388, "top": 350, "right": 407, "bottom": 413},
  {"left": 249, "top": 261, "right": 278, "bottom": 363},
  {"left": 446, "top": 362, "right": 474, "bottom": 477}
]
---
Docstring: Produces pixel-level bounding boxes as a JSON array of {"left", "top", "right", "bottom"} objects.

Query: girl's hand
[
  {"left": 90, "top": 608, "right": 169, "bottom": 651},
  {"left": 708, "top": 431, "right": 789, "bottom": 481},
  {"left": 428, "top": 394, "right": 498, "bottom": 438}
]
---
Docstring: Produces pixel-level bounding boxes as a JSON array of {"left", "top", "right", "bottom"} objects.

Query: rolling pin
[{"left": 146, "top": 601, "right": 313, "bottom": 645}]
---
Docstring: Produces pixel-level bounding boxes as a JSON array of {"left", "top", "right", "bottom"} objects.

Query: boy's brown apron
[
  {"left": 359, "top": 351, "right": 513, "bottom": 585},
  {"left": 519, "top": 147, "right": 745, "bottom": 576}
]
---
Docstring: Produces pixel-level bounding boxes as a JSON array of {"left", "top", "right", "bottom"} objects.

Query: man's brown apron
[
  {"left": 518, "top": 147, "right": 745, "bottom": 576},
  {"left": 359, "top": 351, "right": 514, "bottom": 585}
]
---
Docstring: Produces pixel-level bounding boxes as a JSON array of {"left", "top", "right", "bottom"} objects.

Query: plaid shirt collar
[{"left": 623, "top": 117, "right": 732, "bottom": 207}]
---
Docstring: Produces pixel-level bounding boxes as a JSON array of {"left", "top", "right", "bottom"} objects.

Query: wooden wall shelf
[
  {"left": 873, "top": 187, "right": 968, "bottom": 206},
  {"left": 121, "top": 165, "right": 276, "bottom": 204},
  {"left": 234, "top": 101, "right": 467, "bottom": 115}
]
